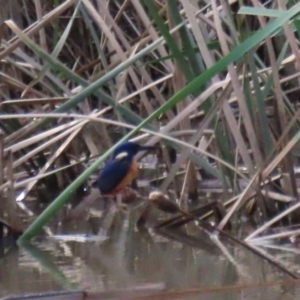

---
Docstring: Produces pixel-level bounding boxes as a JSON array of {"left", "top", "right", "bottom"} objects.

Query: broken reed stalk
[
  {"left": 154, "top": 190, "right": 257, "bottom": 229},
  {"left": 155, "top": 201, "right": 218, "bottom": 229},
  {"left": 249, "top": 228, "right": 300, "bottom": 244},
  {"left": 159, "top": 218, "right": 298, "bottom": 279},
  {"left": 152, "top": 194, "right": 298, "bottom": 278},
  {"left": 212, "top": 226, "right": 298, "bottom": 279},
  {"left": 159, "top": 213, "right": 298, "bottom": 279}
]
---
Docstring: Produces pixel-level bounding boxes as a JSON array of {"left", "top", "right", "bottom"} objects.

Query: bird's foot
[{"left": 115, "top": 193, "right": 128, "bottom": 212}]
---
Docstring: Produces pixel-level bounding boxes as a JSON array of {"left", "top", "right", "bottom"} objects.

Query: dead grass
[{"left": 1, "top": 0, "right": 300, "bottom": 245}]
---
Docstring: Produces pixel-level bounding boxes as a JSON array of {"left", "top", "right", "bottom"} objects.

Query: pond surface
[{"left": 1, "top": 206, "right": 300, "bottom": 300}]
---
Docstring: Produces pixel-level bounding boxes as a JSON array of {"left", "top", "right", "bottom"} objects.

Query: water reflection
[{"left": 1, "top": 215, "right": 300, "bottom": 299}]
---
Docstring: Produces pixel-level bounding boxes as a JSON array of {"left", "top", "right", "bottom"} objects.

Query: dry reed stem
[
  {"left": 212, "top": 0, "right": 262, "bottom": 169},
  {"left": 34, "top": 0, "right": 48, "bottom": 52},
  {"left": 0, "top": 113, "right": 248, "bottom": 180},
  {"left": 20, "top": 127, "right": 83, "bottom": 200},
  {"left": 249, "top": 228, "right": 300, "bottom": 244},
  {"left": 0, "top": 0, "right": 76, "bottom": 59}
]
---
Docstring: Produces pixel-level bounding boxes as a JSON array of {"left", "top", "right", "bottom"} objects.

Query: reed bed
[{"left": 0, "top": 0, "right": 300, "bottom": 260}]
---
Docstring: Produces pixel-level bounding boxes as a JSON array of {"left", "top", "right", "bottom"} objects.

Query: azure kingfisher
[{"left": 97, "top": 142, "right": 155, "bottom": 196}]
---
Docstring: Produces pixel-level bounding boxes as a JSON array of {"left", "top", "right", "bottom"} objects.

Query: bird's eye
[{"left": 115, "top": 152, "right": 128, "bottom": 160}]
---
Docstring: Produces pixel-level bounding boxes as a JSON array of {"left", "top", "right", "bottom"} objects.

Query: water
[{"left": 1, "top": 208, "right": 300, "bottom": 299}]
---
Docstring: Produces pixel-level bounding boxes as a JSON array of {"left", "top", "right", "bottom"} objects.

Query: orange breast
[{"left": 112, "top": 158, "right": 139, "bottom": 194}]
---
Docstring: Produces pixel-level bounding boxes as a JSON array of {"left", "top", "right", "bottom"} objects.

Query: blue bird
[{"left": 97, "top": 142, "right": 155, "bottom": 195}]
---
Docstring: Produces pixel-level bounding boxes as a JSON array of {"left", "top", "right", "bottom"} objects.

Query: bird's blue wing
[{"left": 97, "top": 158, "right": 131, "bottom": 194}]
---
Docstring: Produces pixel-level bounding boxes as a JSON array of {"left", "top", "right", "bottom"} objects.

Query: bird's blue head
[{"left": 112, "top": 142, "right": 154, "bottom": 160}]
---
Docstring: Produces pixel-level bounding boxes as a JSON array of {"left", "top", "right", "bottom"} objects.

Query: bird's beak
[{"left": 139, "top": 145, "right": 156, "bottom": 151}]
